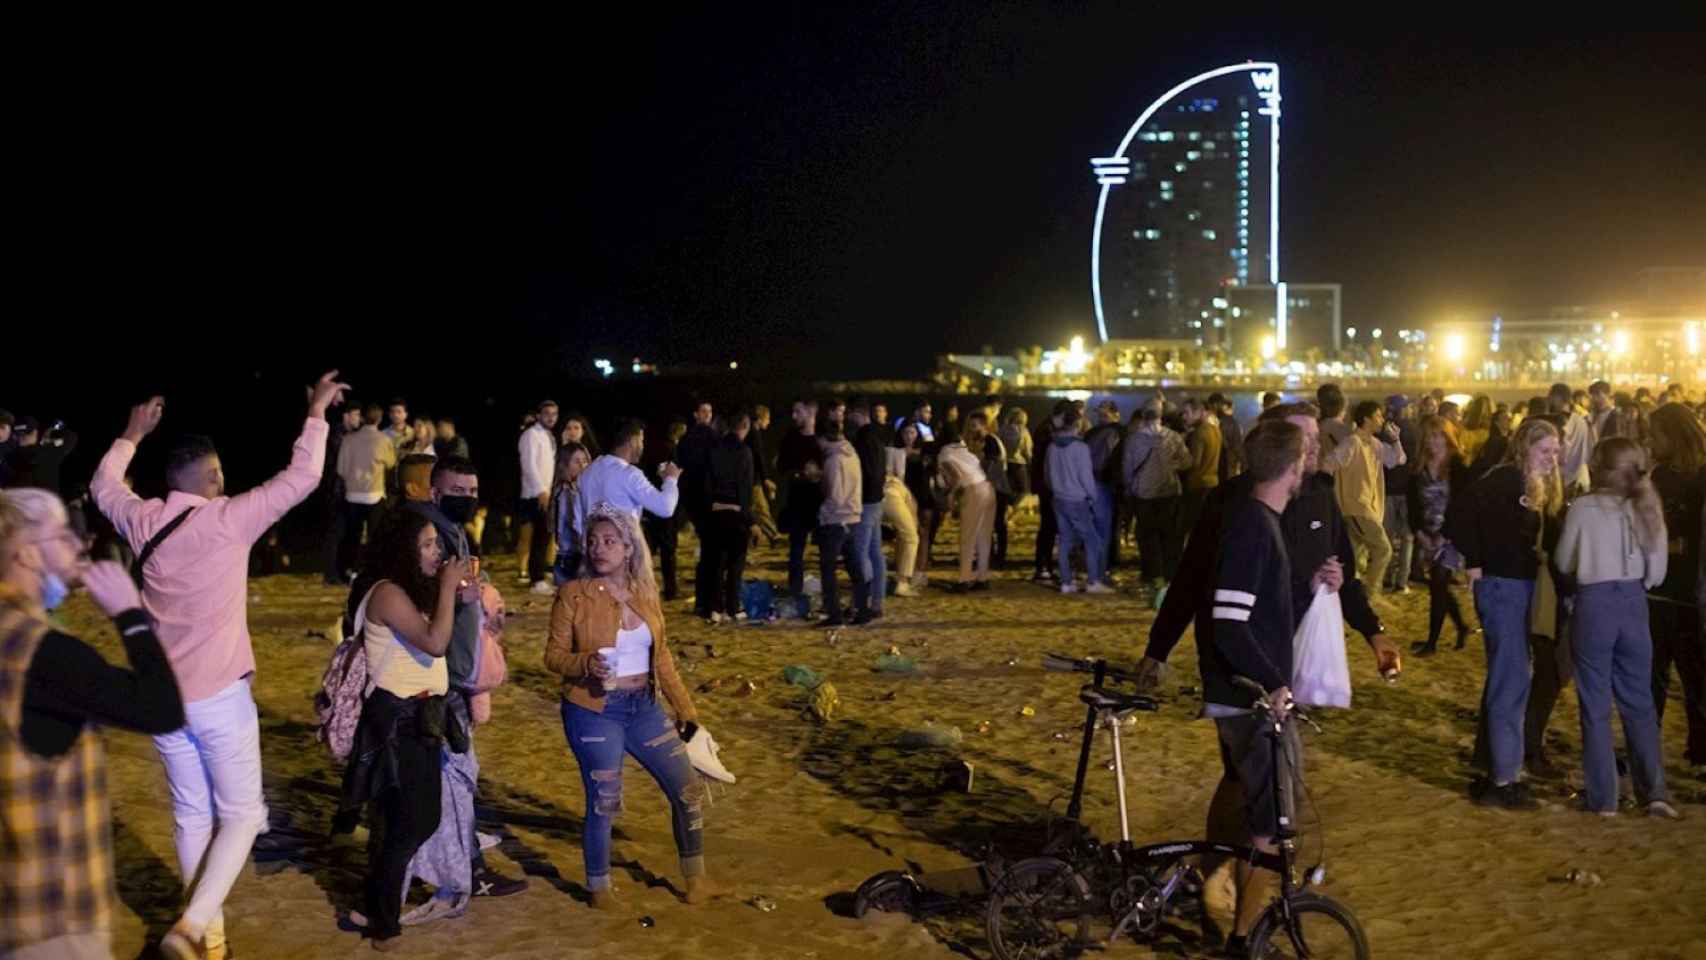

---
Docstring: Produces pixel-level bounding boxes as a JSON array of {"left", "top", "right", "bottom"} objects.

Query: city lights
[
  {"left": 1611, "top": 329, "right": 1631, "bottom": 356},
  {"left": 1260, "top": 335, "right": 1277, "bottom": 360},
  {"left": 1687, "top": 322, "right": 1701, "bottom": 356}
]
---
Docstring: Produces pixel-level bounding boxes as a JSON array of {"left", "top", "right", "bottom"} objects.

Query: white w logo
[{"left": 1251, "top": 71, "right": 1277, "bottom": 92}]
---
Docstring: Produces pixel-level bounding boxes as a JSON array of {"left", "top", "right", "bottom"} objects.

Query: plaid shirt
[{"left": 1, "top": 597, "right": 115, "bottom": 950}]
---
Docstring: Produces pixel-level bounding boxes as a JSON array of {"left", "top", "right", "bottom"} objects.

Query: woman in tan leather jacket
[{"left": 545, "top": 502, "right": 709, "bottom": 908}]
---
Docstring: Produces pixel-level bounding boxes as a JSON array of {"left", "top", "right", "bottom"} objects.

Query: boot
[{"left": 589, "top": 888, "right": 620, "bottom": 911}]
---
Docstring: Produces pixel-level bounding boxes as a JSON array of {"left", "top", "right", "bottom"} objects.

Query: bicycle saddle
[{"left": 1079, "top": 685, "right": 1159, "bottom": 713}]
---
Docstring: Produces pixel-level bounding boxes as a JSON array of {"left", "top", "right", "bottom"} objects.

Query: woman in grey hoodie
[{"left": 1555, "top": 437, "right": 1679, "bottom": 819}]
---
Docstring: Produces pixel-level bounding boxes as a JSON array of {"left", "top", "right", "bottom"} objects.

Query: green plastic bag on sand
[
  {"left": 782, "top": 665, "right": 824, "bottom": 689},
  {"left": 874, "top": 654, "right": 918, "bottom": 674}
]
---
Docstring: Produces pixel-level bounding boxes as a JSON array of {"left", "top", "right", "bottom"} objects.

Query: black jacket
[
  {"left": 676, "top": 423, "right": 720, "bottom": 514},
  {"left": 1650, "top": 463, "right": 1706, "bottom": 604},
  {"left": 1148, "top": 472, "right": 1383, "bottom": 666},
  {"left": 706, "top": 435, "right": 756, "bottom": 519},
  {"left": 1201, "top": 495, "right": 1294, "bottom": 704},
  {"left": 1447, "top": 464, "right": 1555, "bottom": 581},
  {"left": 853, "top": 424, "right": 886, "bottom": 505}
]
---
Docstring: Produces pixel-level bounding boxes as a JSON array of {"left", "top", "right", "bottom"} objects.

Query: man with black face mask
[{"left": 394, "top": 456, "right": 528, "bottom": 906}]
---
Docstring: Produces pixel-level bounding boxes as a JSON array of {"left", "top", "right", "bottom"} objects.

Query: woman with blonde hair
[
  {"left": 1458, "top": 395, "right": 1493, "bottom": 464},
  {"left": 1408, "top": 416, "right": 1472, "bottom": 655},
  {"left": 1643, "top": 403, "right": 1706, "bottom": 767},
  {"left": 1555, "top": 437, "right": 1679, "bottom": 818},
  {"left": 1, "top": 489, "right": 183, "bottom": 959},
  {"left": 545, "top": 504, "right": 711, "bottom": 908},
  {"left": 1449, "top": 417, "right": 1563, "bottom": 809}
]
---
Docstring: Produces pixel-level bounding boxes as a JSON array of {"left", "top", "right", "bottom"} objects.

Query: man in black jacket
[
  {"left": 746, "top": 405, "right": 781, "bottom": 545},
  {"left": 676, "top": 401, "right": 720, "bottom": 538},
  {"left": 1197, "top": 420, "right": 1306, "bottom": 954},
  {"left": 1137, "top": 402, "right": 1401, "bottom": 950},
  {"left": 699, "top": 415, "right": 756, "bottom": 622},
  {"left": 849, "top": 401, "right": 890, "bottom": 618}
]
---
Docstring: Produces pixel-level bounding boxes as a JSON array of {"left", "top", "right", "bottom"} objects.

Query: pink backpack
[{"left": 314, "top": 586, "right": 379, "bottom": 762}]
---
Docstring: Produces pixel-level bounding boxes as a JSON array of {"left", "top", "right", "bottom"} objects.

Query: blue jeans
[
  {"left": 1573, "top": 580, "right": 1669, "bottom": 810},
  {"left": 818, "top": 522, "right": 870, "bottom": 622},
  {"left": 1473, "top": 576, "right": 1535, "bottom": 784},
  {"left": 1094, "top": 483, "right": 1116, "bottom": 571},
  {"left": 1055, "top": 498, "right": 1105, "bottom": 586},
  {"left": 561, "top": 691, "right": 705, "bottom": 890},
  {"left": 854, "top": 501, "right": 886, "bottom": 614}
]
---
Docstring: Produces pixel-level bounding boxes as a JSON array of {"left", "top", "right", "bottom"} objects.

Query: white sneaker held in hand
[{"left": 686, "top": 726, "right": 737, "bottom": 784}]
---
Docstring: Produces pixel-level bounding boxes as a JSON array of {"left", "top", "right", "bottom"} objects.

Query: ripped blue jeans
[{"left": 561, "top": 689, "right": 704, "bottom": 890}]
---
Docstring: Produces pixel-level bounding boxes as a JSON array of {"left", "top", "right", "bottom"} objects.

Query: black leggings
[{"left": 1428, "top": 563, "right": 1466, "bottom": 645}]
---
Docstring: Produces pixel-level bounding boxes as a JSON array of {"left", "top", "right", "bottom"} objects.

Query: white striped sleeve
[
  {"left": 1212, "top": 605, "right": 1251, "bottom": 621},
  {"left": 1214, "top": 589, "right": 1256, "bottom": 606}
]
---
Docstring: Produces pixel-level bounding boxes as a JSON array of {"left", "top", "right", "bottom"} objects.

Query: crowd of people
[{"left": 2, "top": 373, "right": 1704, "bottom": 957}]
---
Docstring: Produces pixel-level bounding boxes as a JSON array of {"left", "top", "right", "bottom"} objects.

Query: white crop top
[
  {"left": 356, "top": 581, "right": 448, "bottom": 698},
  {"left": 613, "top": 621, "right": 653, "bottom": 678}
]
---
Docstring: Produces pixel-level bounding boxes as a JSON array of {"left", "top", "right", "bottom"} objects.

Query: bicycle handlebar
[
  {"left": 1232, "top": 675, "right": 1319, "bottom": 730},
  {"left": 1043, "top": 653, "right": 1146, "bottom": 686}
]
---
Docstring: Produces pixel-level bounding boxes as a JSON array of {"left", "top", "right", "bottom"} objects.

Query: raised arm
[
  {"left": 227, "top": 372, "right": 346, "bottom": 543},
  {"left": 91, "top": 397, "right": 166, "bottom": 546}
]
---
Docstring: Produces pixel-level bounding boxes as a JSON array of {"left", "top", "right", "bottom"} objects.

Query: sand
[{"left": 60, "top": 510, "right": 1706, "bottom": 959}]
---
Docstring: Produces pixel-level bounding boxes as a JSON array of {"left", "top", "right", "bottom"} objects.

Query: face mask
[
  {"left": 41, "top": 572, "right": 70, "bottom": 610},
  {"left": 438, "top": 495, "right": 478, "bottom": 524}
]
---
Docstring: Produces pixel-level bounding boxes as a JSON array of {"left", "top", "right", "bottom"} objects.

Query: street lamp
[{"left": 1444, "top": 333, "right": 1466, "bottom": 363}]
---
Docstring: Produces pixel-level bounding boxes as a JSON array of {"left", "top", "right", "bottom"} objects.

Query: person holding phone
[
  {"left": 1, "top": 488, "right": 185, "bottom": 960},
  {"left": 544, "top": 503, "right": 709, "bottom": 909},
  {"left": 338, "top": 511, "right": 470, "bottom": 950}
]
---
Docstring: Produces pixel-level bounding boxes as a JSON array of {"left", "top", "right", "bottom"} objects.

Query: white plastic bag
[{"left": 1292, "top": 583, "right": 1352, "bottom": 708}]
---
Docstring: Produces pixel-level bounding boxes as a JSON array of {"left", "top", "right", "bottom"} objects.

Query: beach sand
[{"left": 65, "top": 511, "right": 1706, "bottom": 958}]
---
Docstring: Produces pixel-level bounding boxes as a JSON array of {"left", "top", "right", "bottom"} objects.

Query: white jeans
[{"left": 153, "top": 676, "right": 267, "bottom": 939}]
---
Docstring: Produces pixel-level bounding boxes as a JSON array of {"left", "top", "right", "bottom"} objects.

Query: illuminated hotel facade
[{"left": 1091, "top": 62, "right": 1297, "bottom": 354}]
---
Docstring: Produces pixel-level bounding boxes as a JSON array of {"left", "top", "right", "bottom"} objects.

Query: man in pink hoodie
[{"left": 91, "top": 371, "right": 348, "bottom": 960}]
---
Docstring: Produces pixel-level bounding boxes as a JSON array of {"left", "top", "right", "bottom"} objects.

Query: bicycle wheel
[
  {"left": 985, "top": 856, "right": 1093, "bottom": 960},
  {"left": 1246, "top": 893, "right": 1369, "bottom": 959}
]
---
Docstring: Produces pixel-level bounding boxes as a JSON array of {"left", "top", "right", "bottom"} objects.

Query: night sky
[{"left": 17, "top": 22, "right": 1706, "bottom": 393}]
